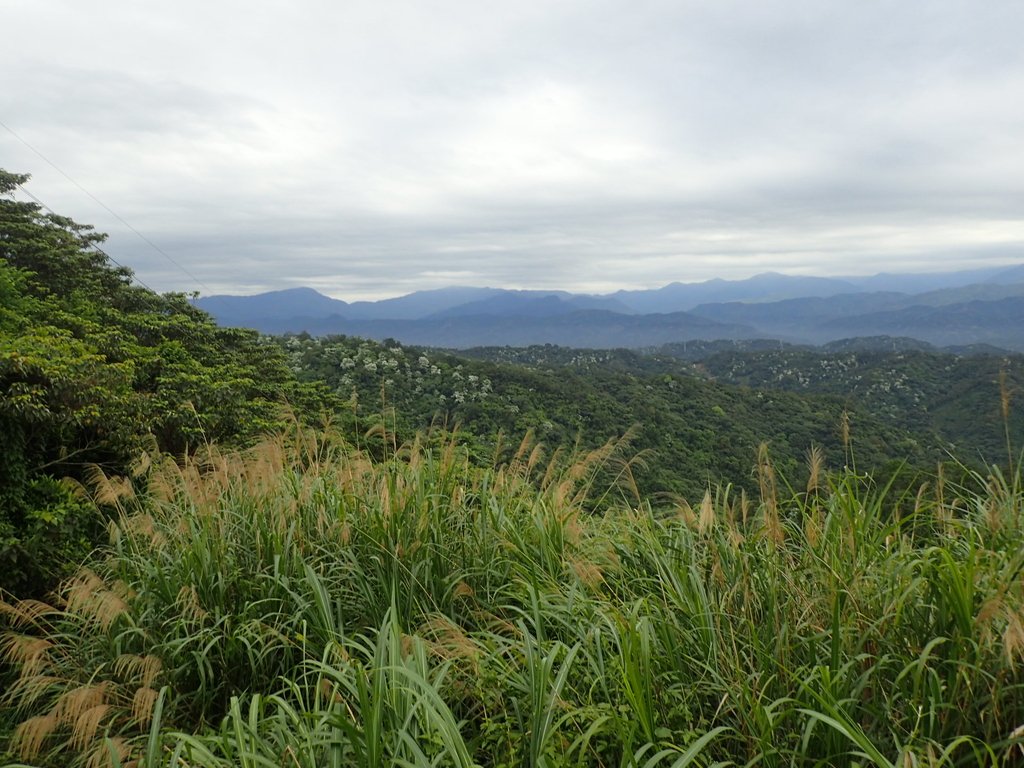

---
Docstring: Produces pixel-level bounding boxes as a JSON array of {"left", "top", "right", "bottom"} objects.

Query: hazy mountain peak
[
  {"left": 193, "top": 263, "right": 1024, "bottom": 351},
  {"left": 196, "top": 287, "right": 349, "bottom": 321}
]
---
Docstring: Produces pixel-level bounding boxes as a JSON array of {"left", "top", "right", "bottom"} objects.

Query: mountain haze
[
  {"left": 612, "top": 272, "right": 860, "bottom": 313},
  {"left": 197, "top": 287, "right": 349, "bottom": 327},
  {"left": 269, "top": 309, "right": 755, "bottom": 348},
  {"left": 195, "top": 264, "right": 1024, "bottom": 350}
]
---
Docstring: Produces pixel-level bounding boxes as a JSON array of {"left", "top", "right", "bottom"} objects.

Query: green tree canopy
[{"left": 0, "top": 170, "right": 333, "bottom": 596}]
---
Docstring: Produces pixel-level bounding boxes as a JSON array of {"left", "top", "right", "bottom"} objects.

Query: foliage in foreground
[{"left": 3, "top": 427, "right": 1024, "bottom": 767}]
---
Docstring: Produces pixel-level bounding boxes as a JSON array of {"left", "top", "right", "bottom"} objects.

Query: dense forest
[
  {"left": 277, "top": 334, "right": 936, "bottom": 502},
  {"left": 3, "top": 170, "right": 1024, "bottom": 766},
  {"left": 457, "top": 340, "right": 1024, "bottom": 471}
]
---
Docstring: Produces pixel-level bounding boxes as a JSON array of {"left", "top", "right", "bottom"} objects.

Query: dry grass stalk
[
  {"left": 131, "top": 686, "right": 160, "bottom": 727},
  {"left": 1003, "top": 608, "right": 1024, "bottom": 666},
  {"left": 70, "top": 703, "right": 110, "bottom": 750},
  {"left": 757, "top": 443, "right": 778, "bottom": 508},
  {"left": 12, "top": 714, "right": 59, "bottom": 760},
  {"left": 803, "top": 505, "right": 823, "bottom": 549},
  {"left": 84, "top": 464, "right": 136, "bottom": 508},
  {"left": 87, "top": 736, "right": 131, "bottom": 768},
  {"left": 420, "top": 615, "right": 482, "bottom": 670},
  {"left": 539, "top": 447, "right": 563, "bottom": 492},
  {"left": 710, "top": 552, "right": 726, "bottom": 588},
  {"left": 757, "top": 444, "right": 783, "bottom": 546},
  {"left": 976, "top": 595, "right": 1002, "bottom": 628},
  {"left": 511, "top": 430, "right": 534, "bottom": 467},
  {"left": 452, "top": 580, "right": 475, "bottom": 599},
  {"left": 676, "top": 499, "right": 697, "bottom": 529},
  {"left": 130, "top": 447, "right": 153, "bottom": 478},
  {"left": 175, "top": 585, "right": 208, "bottom": 624},
  {"left": 806, "top": 444, "right": 824, "bottom": 496},
  {"left": 0, "top": 634, "right": 53, "bottom": 677},
  {"left": 399, "top": 632, "right": 417, "bottom": 657},
  {"left": 562, "top": 510, "right": 583, "bottom": 546},
  {"left": 379, "top": 479, "right": 392, "bottom": 520},
  {"left": 113, "top": 654, "right": 163, "bottom": 688},
  {"left": 698, "top": 490, "right": 715, "bottom": 534},
  {"left": 913, "top": 482, "right": 929, "bottom": 518},
  {"left": 118, "top": 512, "right": 164, "bottom": 548},
  {"left": 569, "top": 557, "right": 605, "bottom": 589},
  {"left": 62, "top": 570, "right": 128, "bottom": 629},
  {"left": 53, "top": 682, "right": 110, "bottom": 725},
  {"left": 985, "top": 476, "right": 1006, "bottom": 533},
  {"left": 725, "top": 514, "right": 745, "bottom": 550},
  {"left": 0, "top": 597, "right": 59, "bottom": 629},
  {"left": 5, "top": 674, "right": 64, "bottom": 708}
]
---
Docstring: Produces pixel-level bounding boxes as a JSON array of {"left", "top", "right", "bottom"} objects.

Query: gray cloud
[{"left": 3, "top": 0, "right": 1023, "bottom": 299}]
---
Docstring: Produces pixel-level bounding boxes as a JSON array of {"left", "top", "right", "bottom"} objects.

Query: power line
[
  {"left": 12, "top": 182, "right": 162, "bottom": 295},
  {"left": 0, "top": 119, "right": 211, "bottom": 293}
]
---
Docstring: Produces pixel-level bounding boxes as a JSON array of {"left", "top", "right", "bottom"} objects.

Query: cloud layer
[{"left": 4, "top": 0, "right": 1023, "bottom": 298}]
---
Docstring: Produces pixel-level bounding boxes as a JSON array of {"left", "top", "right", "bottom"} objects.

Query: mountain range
[{"left": 195, "top": 263, "right": 1024, "bottom": 350}]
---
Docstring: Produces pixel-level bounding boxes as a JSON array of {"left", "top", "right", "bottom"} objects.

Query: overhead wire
[
  {"left": 0, "top": 118, "right": 211, "bottom": 294},
  {"left": 11, "top": 181, "right": 162, "bottom": 295},
  {"left": 2, "top": 143, "right": 253, "bottom": 376}
]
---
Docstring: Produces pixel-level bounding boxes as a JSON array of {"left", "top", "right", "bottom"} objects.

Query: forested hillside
[
  {"left": 278, "top": 334, "right": 938, "bottom": 502},
  {"left": 694, "top": 346, "right": 1023, "bottom": 463},
  {"left": 459, "top": 340, "right": 1023, "bottom": 472}
]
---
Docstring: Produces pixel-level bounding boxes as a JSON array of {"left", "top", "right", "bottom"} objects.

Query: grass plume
[{"left": 3, "top": 426, "right": 1024, "bottom": 766}]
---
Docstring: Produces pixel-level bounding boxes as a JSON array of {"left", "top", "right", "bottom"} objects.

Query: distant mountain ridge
[
  {"left": 197, "top": 287, "right": 350, "bottom": 324},
  {"left": 194, "top": 263, "right": 1024, "bottom": 350},
  {"left": 249, "top": 309, "right": 757, "bottom": 348},
  {"left": 428, "top": 291, "right": 635, "bottom": 318},
  {"left": 611, "top": 272, "right": 861, "bottom": 313}
]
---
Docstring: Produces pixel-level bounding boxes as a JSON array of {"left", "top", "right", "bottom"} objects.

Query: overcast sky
[{"left": 3, "top": 0, "right": 1024, "bottom": 300}]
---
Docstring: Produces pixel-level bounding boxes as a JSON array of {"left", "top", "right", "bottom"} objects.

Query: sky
[{"left": 3, "top": 0, "right": 1024, "bottom": 300}]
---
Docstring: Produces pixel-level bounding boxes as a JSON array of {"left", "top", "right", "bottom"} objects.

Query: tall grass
[{"left": 2, "top": 423, "right": 1024, "bottom": 766}]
